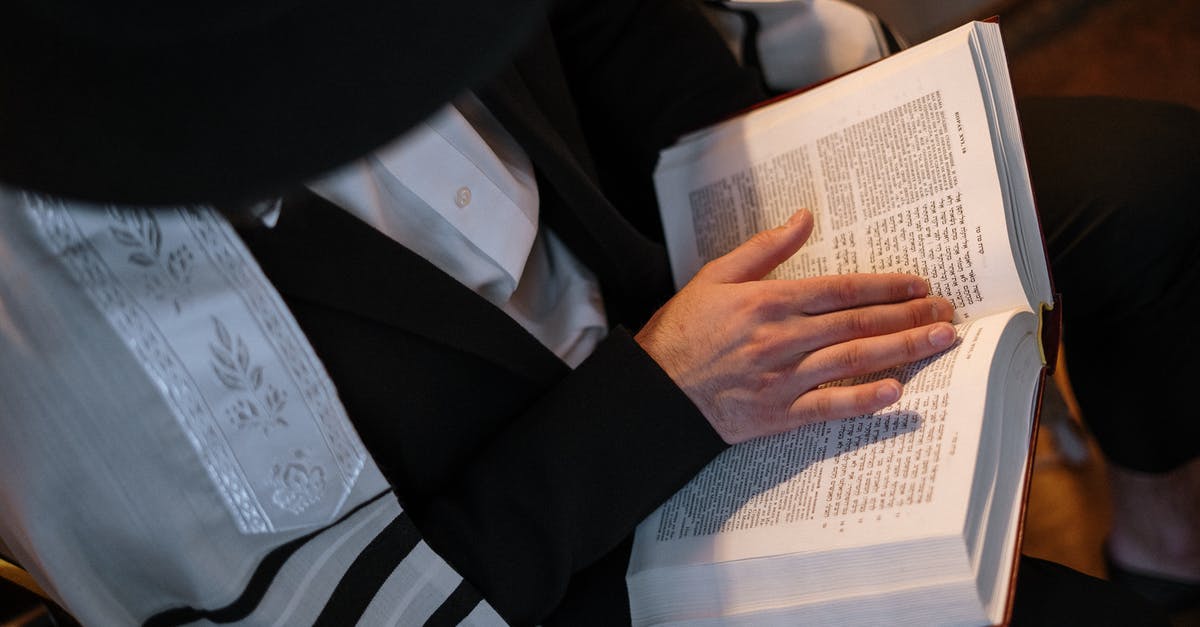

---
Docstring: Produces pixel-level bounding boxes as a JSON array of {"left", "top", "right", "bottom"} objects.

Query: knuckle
[
  {"left": 854, "top": 388, "right": 874, "bottom": 414},
  {"left": 745, "top": 325, "right": 769, "bottom": 348},
  {"left": 907, "top": 301, "right": 926, "bottom": 328},
  {"left": 743, "top": 342, "right": 774, "bottom": 370},
  {"left": 694, "top": 258, "right": 721, "bottom": 280},
  {"left": 750, "top": 373, "right": 776, "bottom": 394},
  {"left": 740, "top": 293, "right": 769, "bottom": 323},
  {"left": 934, "top": 297, "right": 953, "bottom": 320},
  {"left": 904, "top": 331, "right": 922, "bottom": 357},
  {"left": 804, "top": 394, "right": 834, "bottom": 423},
  {"left": 835, "top": 280, "right": 860, "bottom": 307},
  {"left": 837, "top": 343, "right": 864, "bottom": 371},
  {"left": 754, "top": 297, "right": 790, "bottom": 322},
  {"left": 735, "top": 302, "right": 765, "bottom": 331},
  {"left": 845, "top": 310, "right": 871, "bottom": 336}
]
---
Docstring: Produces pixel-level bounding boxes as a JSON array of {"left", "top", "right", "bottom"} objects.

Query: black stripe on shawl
[
  {"left": 143, "top": 491, "right": 390, "bottom": 627},
  {"left": 423, "top": 579, "right": 484, "bottom": 626},
  {"left": 311, "top": 511, "right": 423, "bottom": 626}
]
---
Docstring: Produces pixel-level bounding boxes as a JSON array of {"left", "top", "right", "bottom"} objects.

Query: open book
[{"left": 627, "top": 20, "right": 1058, "bottom": 626}]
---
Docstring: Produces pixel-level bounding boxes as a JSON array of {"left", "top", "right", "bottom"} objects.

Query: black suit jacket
[{"left": 239, "top": 1, "right": 766, "bottom": 623}]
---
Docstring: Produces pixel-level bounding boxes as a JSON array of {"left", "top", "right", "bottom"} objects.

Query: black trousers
[
  {"left": 1012, "top": 554, "right": 1170, "bottom": 625},
  {"left": 1020, "top": 96, "right": 1200, "bottom": 474}
]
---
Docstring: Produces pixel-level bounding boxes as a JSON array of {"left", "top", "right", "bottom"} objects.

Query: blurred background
[
  {"left": 859, "top": 0, "right": 1200, "bottom": 114},
  {"left": 3, "top": 0, "right": 1198, "bottom": 625}
]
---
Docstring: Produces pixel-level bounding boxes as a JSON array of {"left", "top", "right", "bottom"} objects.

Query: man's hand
[{"left": 636, "top": 209, "right": 956, "bottom": 444}]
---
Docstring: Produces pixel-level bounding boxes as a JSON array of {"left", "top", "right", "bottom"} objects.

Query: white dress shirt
[{"left": 307, "top": 92, "right": 609, "bottom": 367}]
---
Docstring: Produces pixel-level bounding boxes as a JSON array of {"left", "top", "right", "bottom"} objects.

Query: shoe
[{"left": 1104, "top": 547, "right": 1200, "bottom": 613}]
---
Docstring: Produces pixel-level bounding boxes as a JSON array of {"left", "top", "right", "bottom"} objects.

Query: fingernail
[
  {"left": 928, "top": 324, "right": 956, "bottom": 347},
  {"left": 786, "top": 208, "right": 810, "bottom": 226},
  {"left": 877, "top": 381, "right": 901, "bottom": 403}
]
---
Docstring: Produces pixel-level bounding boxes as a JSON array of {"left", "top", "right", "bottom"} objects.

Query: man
[
  {"left": 0, "top": 0, "right": 1193, "bottom": 624},
  {"left": 0, "top": 1, "right": 959, "bottom": 623}
]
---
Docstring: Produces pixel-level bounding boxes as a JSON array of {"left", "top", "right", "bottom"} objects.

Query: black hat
[{"left": 0, "top": 0, "right": 546, "bottom": 205}]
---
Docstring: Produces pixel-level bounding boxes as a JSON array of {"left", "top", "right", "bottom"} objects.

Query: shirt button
[{"left": 455, "top": 186, "right": 472, "bottom": 208}]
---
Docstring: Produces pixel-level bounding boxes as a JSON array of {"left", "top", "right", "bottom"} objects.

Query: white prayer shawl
[{"left": 0, "top": 191, "right": 504, "bottom": 626}]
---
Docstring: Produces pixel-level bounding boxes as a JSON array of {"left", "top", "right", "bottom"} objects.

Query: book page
[
  {"left": 629, "top": 309, "right": 1033, "bottom": 571},
  {"left": 655, "top": 24, "right": 1029, "bottom": 322}
]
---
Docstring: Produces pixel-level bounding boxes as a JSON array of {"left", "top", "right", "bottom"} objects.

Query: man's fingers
[
  {"left": 795, "top": 322, "right": 958, "bottom": 389},
  {"left": 699, "top": 209, "right": 814, "bottom": 283},
  {"left": 785, "top": 273, "right": 932, "bottom": 314},
  {"left": 740, "top": 297, "right": 954, "bottom": 371},
  {"left": 800, "top": 296, "right": 955, "bottom": 349},
  {"left": 786, "top": 379, "right": 903, "bottom": 430},
  {"left": 736, "top": 274, "right": 933, "bottom": 324}
]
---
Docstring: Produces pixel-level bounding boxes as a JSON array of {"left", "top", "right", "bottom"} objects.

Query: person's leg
[
  {"left": 1012, "top": 555, "right": 1170, "bottom": 626},
  {"left": 1018, "top": 96, "right": 1200, "bottom": 610}
]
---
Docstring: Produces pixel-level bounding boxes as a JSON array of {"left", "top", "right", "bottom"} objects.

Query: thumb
[{"left": 702, "top": 208, "right": 814, "bottom": 283}]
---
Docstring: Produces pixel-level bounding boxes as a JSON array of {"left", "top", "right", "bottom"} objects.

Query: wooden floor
[{"left": 1024, "top": 367, "right": 1108, "bottom": 575}]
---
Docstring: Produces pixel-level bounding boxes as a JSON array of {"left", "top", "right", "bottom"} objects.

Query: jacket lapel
[
  {"left": 476, "top": 37, "right": 675, "bottom": 326},
  {"left": 237, "top": 190, "right": 568, "bottom": 385}
]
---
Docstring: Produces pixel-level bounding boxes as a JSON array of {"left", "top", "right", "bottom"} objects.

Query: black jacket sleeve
[{"left": 412, "top": 329, "right": 727, "bottom": 625}]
